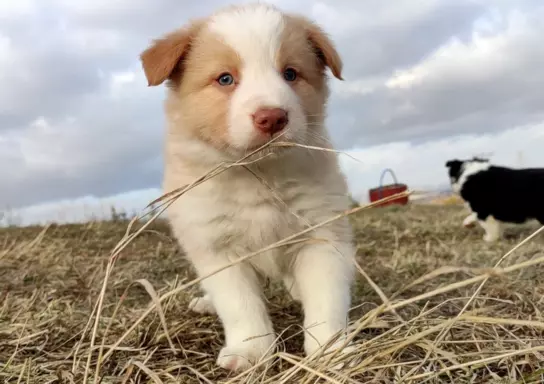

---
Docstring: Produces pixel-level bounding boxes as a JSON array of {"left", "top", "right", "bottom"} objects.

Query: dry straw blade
[
  {"left": 80, "top": 135, "right": 544, "bottom": 383},
  {"left": 2, "top": 137, "right": 543, "bottom": 383}
]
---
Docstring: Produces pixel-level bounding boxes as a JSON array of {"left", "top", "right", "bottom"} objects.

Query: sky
[{"left": 1, "top": 0, "right": 544, "bottom": 225}]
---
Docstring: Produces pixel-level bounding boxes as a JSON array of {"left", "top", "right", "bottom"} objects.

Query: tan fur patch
[
  {"left": 165, "top": 28, "right": 242, "bottom": 150},
  {"left": 278, "top": 16, "right": 343, "bottom": 133},
  {"left": 140, "top": 20, "right": 204, "bottom": 87},
  {"left": 284, "top": 15, "right": 344, "bottom": 81}
]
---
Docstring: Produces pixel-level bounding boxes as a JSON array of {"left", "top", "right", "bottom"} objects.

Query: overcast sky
[{"left": 2, "top": 0, "right": 544, "bottom": 225}]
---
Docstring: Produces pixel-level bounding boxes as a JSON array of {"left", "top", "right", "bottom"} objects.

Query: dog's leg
[
  {"left": 193, "top": 255, "right": 276, "bottom": 371},
  {"left": 479, "top": 215, "right": 501, "bottom": 242},
  {"left": 462, "top": 212, "right": 477, "bottom": 228},
  {"left": 188, "top": 292, "right": 216, "bottom": 315},
  {"left": 292, "top": 241, "right": 354, "bottom": 359}
]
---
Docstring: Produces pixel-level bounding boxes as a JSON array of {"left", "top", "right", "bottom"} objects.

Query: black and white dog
[{"left": 446, "top": 157, "right": 544, "bottom": 242}]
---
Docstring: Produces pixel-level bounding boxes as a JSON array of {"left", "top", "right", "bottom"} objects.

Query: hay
[
  {"left": 429, "top": 195, "right": 464, "bottom": 206},
  {"left": 1, "top": 202, "right": 543, "bottom": 383},
  {"left": 1, "top": 139, "right": 543, "bottom": 383}
]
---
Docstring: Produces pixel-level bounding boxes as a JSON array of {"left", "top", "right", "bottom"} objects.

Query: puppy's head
[
  {"left": 140, "top": 3, "right": 342, "bottom": 157},
  {"left": 445, "top": 157, "right": 490, "bottom": 191},
  {"left": 445, "top": 159, "right": 464, "bottom": 185}
]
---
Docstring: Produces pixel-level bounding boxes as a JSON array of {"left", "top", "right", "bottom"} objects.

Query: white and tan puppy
[{"left": 140, "top": 2, "right": 355, "bottom": 372}]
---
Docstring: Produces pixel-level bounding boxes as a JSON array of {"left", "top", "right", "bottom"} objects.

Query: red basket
[{"left": 368, "top": 168, "right": 409, "bottom": 207}]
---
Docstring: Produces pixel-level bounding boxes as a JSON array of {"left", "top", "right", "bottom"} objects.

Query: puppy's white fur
[
  {"left": 462, "top": 211, "right": 477, "bottom": 227},
  {"left": 450, "top": 159, "right": 499, "bottom": 241},
  {"left": 141, "top": 3, "right": 355, "bottom": 372},
  {"left": 451, "top": 161, "right": 490, "bottom": 194},
  {"left": 480, "top": 215, "right": 502, "bottom": 242}
]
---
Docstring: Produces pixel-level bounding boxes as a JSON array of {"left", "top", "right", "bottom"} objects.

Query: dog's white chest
[{"left": 168, "top": 168, "right": 302, "bottom": 278}]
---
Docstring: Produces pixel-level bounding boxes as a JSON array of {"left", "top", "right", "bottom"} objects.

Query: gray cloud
[
  {"left": 1, "top": 0, "right": 543, "bottom": 209},
  {"left": 328, "top": 1, "right": 544, "bottom": 147},
  {"left": 334, "top": 2, "right": 487, "bottom": 78}
]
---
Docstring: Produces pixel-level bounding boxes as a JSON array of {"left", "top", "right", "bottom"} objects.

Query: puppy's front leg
[
  {"left": 462, "top": 212, "right": 477, "bottom": 228},
  {"left": 479, "top": 215, "right": 501, "bottom": 242},
  {"left": 193, "top": 255, "right": 276, "bottom": 371},
  {"left": 292, "top": 241, "right": 354, "bottom": 358}
]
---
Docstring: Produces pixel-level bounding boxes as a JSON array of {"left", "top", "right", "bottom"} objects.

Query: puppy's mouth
[{"left": 245, "top": 128, "right": 292, "bottom": 152}]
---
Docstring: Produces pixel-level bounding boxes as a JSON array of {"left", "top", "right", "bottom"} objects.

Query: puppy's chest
[{"left": 208, "top": 181, "right": 301, "bottom": 250}]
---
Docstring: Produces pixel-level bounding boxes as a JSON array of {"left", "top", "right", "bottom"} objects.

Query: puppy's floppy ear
[
  {"left": 140, "top": 21, "right": 202, "bottom": 86},
  {"left": 445, "top": 160, "right": 458, "bottom": 168},
  {"left": 293, "top": 16, "right": 343, "bottom": 80}
]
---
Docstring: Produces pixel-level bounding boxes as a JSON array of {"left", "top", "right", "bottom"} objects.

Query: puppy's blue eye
[
  {"left": 217, "top": 73, "right": 234, "bottom": 86},
  {"left": 283, "top": 68, "right": 297, "bottom": 82}
]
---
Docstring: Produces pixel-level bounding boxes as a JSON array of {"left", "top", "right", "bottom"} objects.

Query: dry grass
[{"left": 1, "top": 202, "right": 544, "bottom": 383}]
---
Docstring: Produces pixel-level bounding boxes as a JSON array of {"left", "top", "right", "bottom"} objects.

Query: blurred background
[{"left": 1, "top": 0, "right": 544, "bottom": 225}]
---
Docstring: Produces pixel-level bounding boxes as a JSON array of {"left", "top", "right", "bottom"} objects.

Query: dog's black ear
[{"left": 445, "top": 160, "right": 457, "bottom": 168}]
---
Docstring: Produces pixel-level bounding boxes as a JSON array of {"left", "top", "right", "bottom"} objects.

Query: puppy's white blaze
[
  {"left": 229, "top": 69, "right": 298, "bottom": 149},
  {"left": 209, "top": 4, "right": 284, "bottom": 66},
  {"left": 209, "top": 4, "right": 303, "bottom": 149}
]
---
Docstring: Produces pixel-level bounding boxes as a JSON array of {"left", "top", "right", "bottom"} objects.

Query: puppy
[
  {"left": 140, "top": 3, "right": 355, "bottom": 371},
  {"left": 446, "top": 157, "right": 544, "bottom": 242}
]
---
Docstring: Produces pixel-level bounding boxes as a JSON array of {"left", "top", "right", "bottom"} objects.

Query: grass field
[{"left": 1, "top": 204, "right": 543, "bottom": 383}]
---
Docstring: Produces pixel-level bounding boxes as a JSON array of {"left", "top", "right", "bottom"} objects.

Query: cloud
[
  {"left": 0, "top": 0, "right": 543, "bottom": 213},
  {"left": 6, "top": 188, "right": 161, "bottom": 226},
  {"left": 329, "top": 2, "right": 544, "bottom": 147},
  {"left": 0, "top": 66, "right": 164, "bottom": 208},
  {"left": 340, "top": 120, "right": 544, "bottom": 203},
  {"left": 11, "top": 120, "right": 544, "bottom": 226}
]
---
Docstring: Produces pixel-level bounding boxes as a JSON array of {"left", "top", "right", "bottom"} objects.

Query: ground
[{"left": 1, "top": 204, "right": 543, "bottom": 383}]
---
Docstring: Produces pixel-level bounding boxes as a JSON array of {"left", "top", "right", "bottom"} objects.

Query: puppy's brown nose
[{"left": 252, "top": 108, "right": 288, "bottom": 135}]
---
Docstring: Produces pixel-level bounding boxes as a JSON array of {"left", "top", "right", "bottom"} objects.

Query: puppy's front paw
[
  {"left": 188, "top": 294, "right": 216, "bottom": 315},
  {"left": 483, "top": 233, "right": 498, "bottom": 243},
  {"left": 306, "top": 336, "right": 358, "bottom": 370},
  {"left": 330, "top": 344, "right": 359, "bottom": 370},
  {"left": 462, "top": 214, "right": 477, "bottom": 228},
  {"left": 216, "top": 335, "right": 276, "bottom": 372}
]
